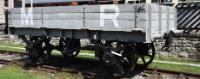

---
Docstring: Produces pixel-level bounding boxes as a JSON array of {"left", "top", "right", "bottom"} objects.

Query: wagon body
[{"left": 8, "top": 4, "right": 177, "bottom": 43}]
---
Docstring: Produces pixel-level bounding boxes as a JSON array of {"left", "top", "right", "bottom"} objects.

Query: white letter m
[{"left": 21, "top": 0, "right": 33, "bottom": 25}]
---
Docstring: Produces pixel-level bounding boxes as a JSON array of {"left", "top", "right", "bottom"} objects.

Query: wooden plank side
[
  {"left": 0, "top": 19, "right": 5, "bottom": 24},
  {"left": 11, "top": 4, "right": 143, "bottom": 14},
  {"left": 13, "top": 13, "right": 135, "bottom": 20},
  {"left": 10, "top": 14, "right": 42, "bottom": 20},
  {"left": 84, "top": 4, "right": 138, "bottom": 13},
  {"left": 0, "top": 0, "right": 5, "bottom": 24},
  {"left": 10, "top": 20, "right": 42, "bottom": 26},
  {"left": 43, "top": 13, "right": 83, "bottom": 20},
  {"left": 43, "top": 20, "right": 83, "bottom": 29},
  {"left": 11, "top": 8, "right": 43, "bottom": 14},
  {"left": 43, "top": 6, "right": 84, "bottom": 13},
  {"left": 85, "top": 20, "right": 136, "bottom": 31},
  {"left": 0, "top": 15, "right": 5, "bottom": 19},
  {"left": 0, "top": 9, "right": 4, "bottom": 13},
  {"left": 85, "top": 13, "right": 135, "bottom": 20}
]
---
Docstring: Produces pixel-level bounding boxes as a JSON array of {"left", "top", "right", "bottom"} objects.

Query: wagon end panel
[{"left": 145, "top": 4, "right": 177, "bottom": 43}]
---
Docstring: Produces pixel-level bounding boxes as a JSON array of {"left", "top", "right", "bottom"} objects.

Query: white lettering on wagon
[
  {"left": 100, "top": 5, "right": 120, "bottom": 28},
  {"left": 21, "top": 0, "right": 33, "bottom": 25}
]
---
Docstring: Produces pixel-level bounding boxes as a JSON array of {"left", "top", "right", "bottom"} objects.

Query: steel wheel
[
  {"left": 137, "top": 43, "right": 155, "bottom": 66},
  {"left": 27, "top": 44, "right": 48, "bottom": 65},
  {"left": 121, "top": 46, "right": 139, "bottom": 73},
  {"left": 101, "top": 44, "right": 139, "bottom": 75}
]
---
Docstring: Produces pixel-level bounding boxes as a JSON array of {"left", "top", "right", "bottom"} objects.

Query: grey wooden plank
[
  {"left": 169, "top": 20, "right": 175, "bottom": 29},
  {"left": 10, "top": 4, "right": 149, "bottom": 14},
  {"left": 137, "top": 13, "right": 147, "bottom": 21},
  {"left": 85, "top": 13, "right": 136, "bottom": 20},
  {"left": 10, "top": 14, "right": 42, "bottom": 20},
  {"left": 161, "top": 6, "right": 167, "bottom": 13},
  {"left": 151, "top": 20, "right": 159, "bottom": 31},
  {"left": 43, "top": 13, "right": 83, "bottom": 20},
  {"left": 151, "top": 13, "right": 159, "bottom": 20},
  {"left": 0, "top": 11, "right": 4, "bottom": 15},
  {"left": 161, "top": 13, "right": 167, "bottom": 19},
  {"left": 0, "top": 15, "right": 4, "bottom": 19},
  {"left": 0, "top": 19, "right": 5, "bottom": 24},
  {"left": 84, "top": 4, "right": 138, "bottom": 13},
  {"left": 136, "top": 20, "right": 147, "bottom": 29},
  {"left": 85, "top": 20, "right": 136, "bottom": 31},
  {"left": 150, "top": 4, "right": 159, "bottom": 13},
  {"left": 85, "top": 20, "right": 144, "bottom": 32},
  {"left": 169, "top": 6, "right": 176, "bottom": 13},
  {"left": 10, "top": 20, "right": 42, "bottom": 26},
  {"left": 11, "top": 13, "right": 83, "bottom": 20},
  {"left": 87, "top": 27, "right": 142, "bottom": 32},
  {"left": 11, "top": 8, "right": 43, "bottom": 14},
  {"left": 0, "top": 9, "right": 4, "bottom": 13},
  {"left": 43, "top": 20, "right": 83, "bottom": 29},
  {"left": 9, "top": 25, "right": 41, "bottom": 28},
  {"left": 169, "top": 14, "right": 175, "bottom": 20},
  {"left": 0, "top": 17, "right": 5, "bottom": 20},
  {"left": 43, "top": 6, "right": 84, "bottom": 13}
]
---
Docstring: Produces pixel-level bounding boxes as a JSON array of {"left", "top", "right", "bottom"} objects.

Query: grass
[
  {"left": 0, "top": 45, "right": 26, "bottom": 53},
  {"left": 0, "top": 65, "right": 84, "bottom": 79},
  {"left": 0, "top": 65, "right": 50, "bottom": 79},
  {"left": 0, "top": 41, "right": 26, "bottom": 53},
  {"left": 155, "top": 56, "right": 200, "bottom": 64},
  {"left": 0, "top": 41, "right": 25, "bottom": 48},
  {"left": 149, "top": 62, "right": 200, "bottom": 74}
]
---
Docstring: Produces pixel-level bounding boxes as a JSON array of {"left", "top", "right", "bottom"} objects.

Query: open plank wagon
[{"left": 7, "top": 0, "right": 177, "bottom": 74}]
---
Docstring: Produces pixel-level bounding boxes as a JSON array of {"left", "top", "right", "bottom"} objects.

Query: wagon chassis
[{"left": 18, "top": 34, "right": 155, "bottom": 74}]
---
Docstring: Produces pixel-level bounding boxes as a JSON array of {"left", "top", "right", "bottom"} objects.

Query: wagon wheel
[
  {"left": 41, "top": 48, "right": 52, "bottom": 64},
  {"left": 27, "top": 43, "right": 48, "bottom": 65},
  {"left": 102, "top": 46, "right": 139, "bottom": 75},
  {"left": 37, "top": 48, "right": 49, "bottom": 65},
  {"left": 137, "top": 43, "right": 155, "bottom": 66},
  {"left": 120, "top": 46, "right": 139, "bottom": 73},
  {"left": 60, "top": 38, "right": 81, "bottom": 58}
]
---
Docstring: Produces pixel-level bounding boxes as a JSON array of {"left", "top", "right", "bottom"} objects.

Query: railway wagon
[{"left": 7, "top": 0, "right": 177, "bottom": 74}]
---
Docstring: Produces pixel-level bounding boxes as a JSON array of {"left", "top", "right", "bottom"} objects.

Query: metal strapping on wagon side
[{"left": 176, "top": 2, "right": 200, "bottom": 30}]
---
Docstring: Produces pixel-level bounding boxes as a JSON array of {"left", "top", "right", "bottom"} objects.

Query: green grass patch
[
  {"left": 0, "top": 65, "right": 49, "bottom": 79},
  {"left": 0, "top": 65, "right": 84, "bottom": 79},
  {"left": 0, "top": 45, "right": 25, "bottom": 53},
  {"left": 80, "top": 50, "right": 95, "bottom": 54},
  {"left": 77, "top": 54, "right": 96, "bottom": 60},
  {"left": 149, "top": 62, "right": 200, "bottom": 74},
  {"left": 155, "top": 56, "right": 200, "bottom": 64},
  {"left": 0, "top": 42, "right": 25, "bottom": 48},
  {"left": 0, "top": 41, "right": 26, "bottom": 53}
]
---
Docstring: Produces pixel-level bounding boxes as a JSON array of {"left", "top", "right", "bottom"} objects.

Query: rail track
[{"left": 0, "top": 51, "right": 199, "bottom": 79}]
